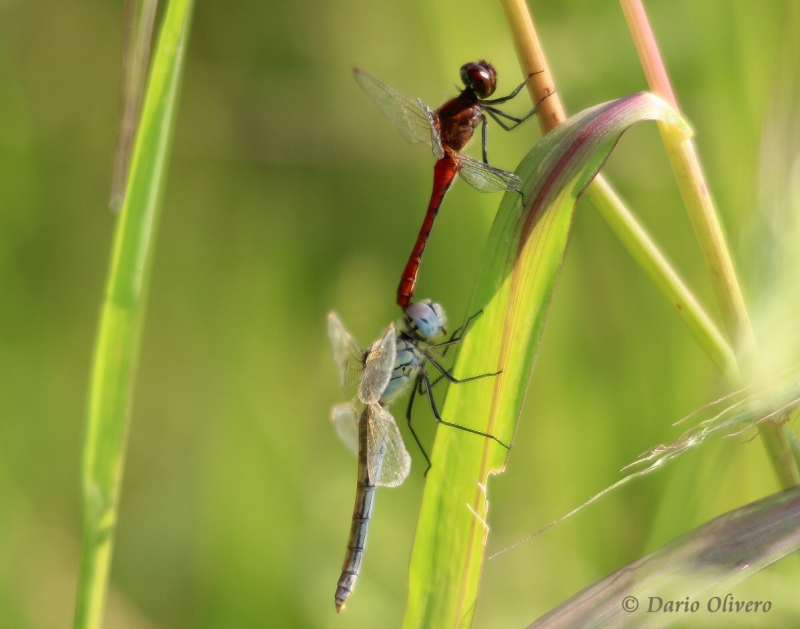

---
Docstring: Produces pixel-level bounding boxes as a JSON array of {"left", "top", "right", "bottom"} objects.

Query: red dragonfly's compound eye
[{"left": 460, "top": 61, "right": 497, "bottom": 98}]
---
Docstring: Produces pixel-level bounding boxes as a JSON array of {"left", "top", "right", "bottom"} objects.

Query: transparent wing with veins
[
  {"left": 457, "top": 154, "right": 522, "bottom": 194},
  {"left": 366, "top": 404, "right": 411, "bottom": 487},
  {"left": 358, "top": 323, "right": 396, "bottom": 405},
  {"left": 331, "top": 402, "right": 359, "bottom": 455},
  {"left": 328, "top": 316, "right": 410, "bottom": 485},
  {"left": 419, "top": 101, "right": 445, "bottom": 159},
  {"left": 328, "top": 312, "right": 364, "bottom": 393},
  {"left": 354, "top": 68, "right": 442, "bottom": 157}
]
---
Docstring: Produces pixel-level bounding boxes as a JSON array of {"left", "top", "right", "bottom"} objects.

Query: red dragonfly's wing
[
  {"left": 328, "top": 312, "right": 364, "bottom": 393},
  {"left": 365, "top": 404, "right": 411, "bottom": 487},
  {"left": 457, "top": 154, "right": 522, "bottom": 194},
  {"left": 419, "top": 101, "right": 445, "bottom": 160},
  {"left": 331, "top": 402, "right": 359, "bottom": 455},
  {"left": 358, "top": 323, "right": 396, "bottom": 406},
  {"left": 354, "top": 68, "right": 441, "bottom": 156}
]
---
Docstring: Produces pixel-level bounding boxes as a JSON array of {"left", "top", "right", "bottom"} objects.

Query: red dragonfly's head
[{"left": 460, "top": 61, "right": 498, "bottom": 99}]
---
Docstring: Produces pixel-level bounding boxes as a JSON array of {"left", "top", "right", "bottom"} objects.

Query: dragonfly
[
  {"left": 328, "top": 300, "right": 506, "bottom": 611},
  {"left": 354, "top": 61, "right": 551, "bottom": 308}
]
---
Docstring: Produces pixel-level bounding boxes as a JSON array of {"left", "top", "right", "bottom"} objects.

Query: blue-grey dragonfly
[{"left": 328, "top": 300, "right": 506, "bottom": 611}]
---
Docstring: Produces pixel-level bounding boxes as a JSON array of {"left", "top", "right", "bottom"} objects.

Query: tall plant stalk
[
  {"left": 500, "top": 0, "right": 739, "bottom": 386},
  {"left": 502, "top": 0, "right": 799, "bottom": 487},
  {"left": 618, "top": 0, "right": 799, "bottom": 489}
]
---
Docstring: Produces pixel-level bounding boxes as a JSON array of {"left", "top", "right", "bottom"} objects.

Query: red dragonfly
[{"left": 354, "top": 61, "right": 549, "bottom": 308}]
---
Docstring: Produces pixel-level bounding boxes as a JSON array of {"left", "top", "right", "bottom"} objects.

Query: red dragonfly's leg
[
  {"left": 480, "top": 114, "right": 489, "bottom": 164},
  {"left": 396, "top": 156, "right": 459, "bottom": 308},
  {"left": 480, "top": 70, "right": 542, "bottom": 105},
  {"left": 484, "top": 92, "right": 551, "bottom": 131}
]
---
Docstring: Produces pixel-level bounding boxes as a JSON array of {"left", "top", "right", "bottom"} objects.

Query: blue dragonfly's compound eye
[{"left": 405, "top": 301, "right": 447, "bottom": 340}]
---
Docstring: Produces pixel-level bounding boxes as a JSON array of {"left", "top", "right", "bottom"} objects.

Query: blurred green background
[{"left": 1, "top": 0, "right": 798, "bottom": 627}]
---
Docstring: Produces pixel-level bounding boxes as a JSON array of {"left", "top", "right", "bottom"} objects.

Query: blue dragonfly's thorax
[
  {"left": 379, "top": 333, "right": 428, "bottom": 404},
  {"left": 377, "top": 301, "right": 447, "bottom": 405}
]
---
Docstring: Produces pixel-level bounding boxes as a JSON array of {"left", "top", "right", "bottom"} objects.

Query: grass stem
[
  {"left": 618, "top": 0, "right": 799, "bottom": 487},
  {"left": 73, "top": 2, "right": 194, "bottom": 627},
  {"left": 499, "top": 0, "right": 741, "bottom": 387}
]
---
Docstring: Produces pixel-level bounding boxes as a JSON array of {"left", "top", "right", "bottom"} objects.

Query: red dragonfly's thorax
[{"left": 436, "top": 92, "right": 482, "bottom": 154}]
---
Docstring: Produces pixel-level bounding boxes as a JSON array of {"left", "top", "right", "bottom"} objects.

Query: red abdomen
[{"left": 396, "top": 157, "right": 459, "bottom": 307}]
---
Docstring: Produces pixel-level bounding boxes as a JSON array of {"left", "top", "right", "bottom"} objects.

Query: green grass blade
[
  {"left": 402, "top": 93, "right": 689, "bottom": 629},
  {"left": 527, "top": 485, "right": 800, "bottom": 628},
  {"left": 73, "top": 2, "right": 194, "bottom": 628}
]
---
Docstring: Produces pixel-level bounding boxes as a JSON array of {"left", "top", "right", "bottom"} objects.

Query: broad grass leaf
[{"left": 402, "top": 93, "right": 690, "bottom": 629}]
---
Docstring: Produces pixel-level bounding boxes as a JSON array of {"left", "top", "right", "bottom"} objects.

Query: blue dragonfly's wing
[
  {"left": 328, "top": 312, "right": 364, "bottom": 393},
  {"left": 358, "top": 323, "right": 396, "bottom": 405},
  {"left": 366, "top": 404, "right": 411, "bottom": 487}
]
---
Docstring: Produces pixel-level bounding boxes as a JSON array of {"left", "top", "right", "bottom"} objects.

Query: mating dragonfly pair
[{"left": 329, "top": 61, "right": 548, "bottom": 611}]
